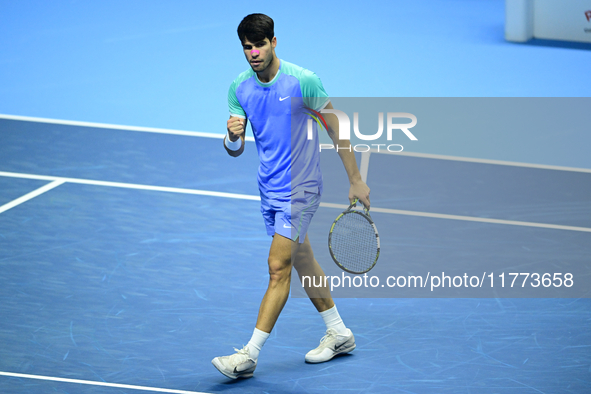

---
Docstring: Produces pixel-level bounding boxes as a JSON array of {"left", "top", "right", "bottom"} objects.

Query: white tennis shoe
[
  {"left": 305, "top": 328, "right": 356, "bottom": 363},
  {"left": 211, "top": 346, "right": 257, "bottom": 379}
]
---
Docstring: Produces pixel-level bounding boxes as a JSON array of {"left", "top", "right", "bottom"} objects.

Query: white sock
[
  {"left": 320, "top": 305, "right": 348, "bottom": 335},
  {"left": 246, "top": 327, "right": 269, "bottom": 360}
]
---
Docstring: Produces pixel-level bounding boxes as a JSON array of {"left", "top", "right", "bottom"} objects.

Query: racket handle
[{"left": 349, "top": 198, "right": 370, "bottom": 215}]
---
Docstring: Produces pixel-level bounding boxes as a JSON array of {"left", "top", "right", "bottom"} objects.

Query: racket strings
[{"left": 330, "top": 212, "right": 378, "bottom": 273}]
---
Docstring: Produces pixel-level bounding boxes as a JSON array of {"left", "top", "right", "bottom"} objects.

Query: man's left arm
[{"left": 323, "top": 101, "right": 371, "bottom": 209}]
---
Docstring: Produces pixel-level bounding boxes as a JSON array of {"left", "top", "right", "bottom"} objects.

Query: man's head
[
  {"left": 237, "top": 14, "right": 277, "bottom": 74},
  {"left": 237, "top": 13, "right": 274, "bottom": 45}
]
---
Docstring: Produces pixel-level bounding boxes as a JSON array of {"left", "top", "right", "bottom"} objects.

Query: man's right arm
[
  {"left": 224, "top": 116, "right": 246, "bottom": 157},
  {"left": 323, "top": 102, "right": 371, "bottom": 209}
]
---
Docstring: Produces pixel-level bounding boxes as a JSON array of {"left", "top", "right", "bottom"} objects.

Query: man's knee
[
  {"left": 267, "top": 256, "right": 291, "bottom": 283},
  {"left": 293, "top": 254, "right": 312, "bottom": 272}
]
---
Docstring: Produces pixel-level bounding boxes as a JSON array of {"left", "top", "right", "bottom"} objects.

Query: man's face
[{"left": 242, "top": 37, "right": 276, "bottom": 73}]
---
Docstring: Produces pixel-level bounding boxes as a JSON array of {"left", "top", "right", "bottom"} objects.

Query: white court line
[
  {"left": 0, "top": 371, "right": 211, "bottom": 394},
  {"left": 3, "top": 113, "right": 590, "bottom": 173},
  {"left": 317, "top": 203, "right": 591, "bottom": 233},
  {"left": 0, "top": 171, "right": 259, "bottom": 202},
  {"left": 0, "top": 113, "right": 256, "bottom": 142},
  {"left": 359, "top": 151, "right": 371, "bottom": 183},
  {"left": 369, "top": 149, "right": 591, "bottom": 174},
  {"left": 1, "top": 171, "right": 589, "bottom": 233},
  {"left": 0, "top": 180, "right": 65, "bottom": 214}
]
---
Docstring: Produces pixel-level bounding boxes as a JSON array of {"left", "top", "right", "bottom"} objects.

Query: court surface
[{"left": 1, "top": 116, "right": 590, "bottom": 394}]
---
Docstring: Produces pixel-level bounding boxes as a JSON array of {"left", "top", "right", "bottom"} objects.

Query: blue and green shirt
[{"left": 228, "top": 60, "right": 329, "bottom": 198}]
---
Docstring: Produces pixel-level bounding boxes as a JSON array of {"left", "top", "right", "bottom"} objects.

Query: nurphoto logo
[{"left": 305, "top": 107, "right": 418, "bottom": 153}]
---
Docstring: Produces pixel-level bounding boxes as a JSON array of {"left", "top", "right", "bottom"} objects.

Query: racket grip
[{"left": 356, "top": 198, "right": 370, "bottom": 214}]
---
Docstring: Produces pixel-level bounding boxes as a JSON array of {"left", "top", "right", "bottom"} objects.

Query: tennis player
[{"left": 212, "top": 13, "right": 370, "bottom": 379}]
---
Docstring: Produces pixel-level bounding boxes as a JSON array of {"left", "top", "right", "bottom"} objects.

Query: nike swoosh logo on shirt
[
  {"left": 279, "top": 96, "right": 290, "bottom": 101},
  {"left": 283, "top": 224, "right": 291, "bottom": 229}
]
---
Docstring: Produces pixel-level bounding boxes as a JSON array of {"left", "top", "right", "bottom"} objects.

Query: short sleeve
[
  {"left": 228, "top": 80, "right": 246, "bottom": 118},
  {"left": 300, "top": 70, "right": 329, "bottom": 111}
]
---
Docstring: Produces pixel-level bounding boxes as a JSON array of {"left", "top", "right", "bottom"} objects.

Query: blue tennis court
[
  {"left": 1, "top": 116, "right": 590, "bottom": 393},
  {"left": 2, "top": 1, "right": 591, "bottom": 393}
]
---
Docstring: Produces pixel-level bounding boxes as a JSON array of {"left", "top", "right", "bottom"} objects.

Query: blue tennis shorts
[{"left": 260, "top": 190, "right": 321, "bottom": 243}]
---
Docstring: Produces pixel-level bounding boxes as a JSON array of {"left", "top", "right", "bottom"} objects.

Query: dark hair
[{"left": 237, "top": 13, "right": 274, "bottom": 44}]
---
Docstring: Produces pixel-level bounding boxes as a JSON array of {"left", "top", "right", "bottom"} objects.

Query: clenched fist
[{"left": 227, "top": 117, "right": 245, "bottom": 141}]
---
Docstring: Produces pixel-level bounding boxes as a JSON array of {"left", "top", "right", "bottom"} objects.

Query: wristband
[{"left": 225, "top": 132, "right": 242, "bottom": 151}]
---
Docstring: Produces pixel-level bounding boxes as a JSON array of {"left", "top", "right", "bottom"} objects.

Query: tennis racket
[{"left": 328, "top": 199, "right": 380, "bottom": 274}]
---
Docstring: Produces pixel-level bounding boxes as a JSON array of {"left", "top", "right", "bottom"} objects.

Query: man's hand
[
  {"left": 349, "top": 179, "right": 370, "bottom": 210},
  {"left": 227, "top": 117, "right": 245, "bottom": 141},
  {"left": 224, "top": 116, "right": 246, "bottom": 157}
]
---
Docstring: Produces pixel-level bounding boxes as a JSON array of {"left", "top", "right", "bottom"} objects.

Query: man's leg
[
  {"left": 293, "top": 234, "right": 356, "bottom": 363},
  {"left": 292, "top": 234, "right": 334, "bottom": 312},
  {"left": 212, "top": 233, "right": 298, "bottom": 379},
  {"left": 255, "top": 233, "right": 297, "bottom": 332}
]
